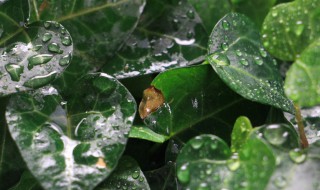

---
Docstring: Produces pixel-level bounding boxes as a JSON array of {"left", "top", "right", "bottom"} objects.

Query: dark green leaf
[
  {"left": 5, "top": 73, "right": 136, "bottom": 189},
  {"left": 284, "top": 39, "right": 320, "bottom": 107},
  {"left": 261, "top": 0, "right": 320, "bottom": 61},
  {"left": 28, "top": 0, "right": 146, "bottom": 65},
  {"left": 95, "top": 156, "right": 150, "bottom": 190},
  {"left": 9, "top": 171, "right": 42, "bottom": 190},
  {"left": 102, "top": 0, "right": 207, "bottom": 78},
  {"left": 231, "top": 116, "right": 253, "bottom": 152},
  {"left": 0, "top": 20, "right": 73, "bottom": 96},
  {"left": 187, "top": 0, "right": 232, "bottom": 32},
  {"left": 207, "top": 13, "right": 294, "bottom": 113}
]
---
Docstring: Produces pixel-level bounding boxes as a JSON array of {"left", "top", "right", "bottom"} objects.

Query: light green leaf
[
  {"left": 207, "top": 13, "right": 294, "bottom": 113},
  {"left": 261, "top": 0, "right": 320, "bottom": 61},
  {"left": 129, "top": 125, "right": 167, "bottom": 143},
  {"left": 231, "top": 116, "right": 253, "bottom": 152},
  {"left": 284, "top": 39, "right": 320, "bottom": 107},
  {"left": 5, "top": 73, "right": 136, "bottom": 189}
]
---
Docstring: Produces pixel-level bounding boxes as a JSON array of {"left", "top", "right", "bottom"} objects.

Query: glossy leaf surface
[
  {"left": 96, "top": 156, "right": 150, "bottom": 190},
  {"left": 102, "top": 0, "right": 207, "bottom": 78},
  {"left": 28, "top": 0, "right": 146, "bottom": 65},
  {"left": 284, "top": 39, "right": 320, "bottom": 107},
  {"left": 207, "top": 13, "right": 294, "bottom": 113},
  {"left": 261, "top": 0, "right": 320, "bottom": 61},
  {"left": 0, "top": 21, "right": 73, "bottom": 96},
  {"left": 5, "top": 73, "right": 136, "bottom": 189}
]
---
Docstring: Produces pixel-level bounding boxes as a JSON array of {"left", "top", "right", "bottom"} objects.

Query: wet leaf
[
  {"left": 207, "top": 13, "right": 294, "bottom": 113},
  {"left": 9, "top": 171, "right": 42, "bottom": 190},
  {"left": 0, "top": 21, "right": 73, "bottom": 96},
  {"left": 96, "top": 156, "right": 150, "bottom": 190},
  {"left": 129, "top": 125, "right": 167, "bottom": 143},
  {"left": 231, "top": 116, "right": 253, "bottom": 152},
  {"left": 284, "top": 39, "right": 320, "bottom": 107},
  {"left": 102, "top": 0, "right": 207, "bottom": 78},
  {"left": 28, "top": 0, "right": 146, "bottom": 65},
  {"left": 142, "top": 64, "right": 269, "bottom": 138},
  {"left": 261, "top": 0, "right": 320, "bottom": 61},
  {"left": 5, "top": 73, "right": 136, "bottom": 189}
]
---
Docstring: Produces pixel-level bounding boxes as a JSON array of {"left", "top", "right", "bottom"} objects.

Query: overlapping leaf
[
  {"left": 102, "top": 0, "right": 207, "bottom": 78},
  {"left": 207, "top": 13, "right": 294, "bottom": 113},
  {"left": 5, "top": 73, "right": 136, "bottom": 189}
]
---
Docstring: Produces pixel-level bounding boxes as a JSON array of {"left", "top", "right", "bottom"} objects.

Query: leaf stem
[{"left": 294, "top": 103, "right": 308, "bottom": 148}]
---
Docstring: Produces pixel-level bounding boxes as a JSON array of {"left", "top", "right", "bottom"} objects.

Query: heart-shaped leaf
[
  {"left": 284, "top": 39, "right": 320, "bottom": 107},
  {"left": 5, "top": 73, "right": 136, "bottom": 189},
  {"left": 102, "top": 0, "right": 207, "bottom": 78},
  {"left": 261, "top": 0, "right": 320, "bottom": 61},
  {"left": 0, "top": 21, "right": 73, "bottom": 96},
  {"left": 207, "top": 13, "right": 294, "bottom": 113},
  {"left": 28, "top": 0, "right": 146, "bottom": 66}
]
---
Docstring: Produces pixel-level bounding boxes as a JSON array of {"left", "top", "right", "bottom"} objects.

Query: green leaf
[
  {"left": 207, "top": 13, "right": 294, "bottom": 113},
  {"left": 284, "top": 39, "right": 320, "bottom": 107},
  {"left": 129, "top": 125, "right": 167, "bottom": 143},
  {"left": 95, "top": 156, "right": 150, "bottom": 190},
  {"left": 5, "top": 73, "right": 136, "bottom": 189},
  {"left": 176, "top": 134, "right": 276, "bottom": 190},
  {"left": 102, "top": 0, "right": 207, "bottom": 78},
  {"left": 187, "top": 0, "right": 232, "bottom": 32},
  {"left": 231, "top": 116, "right": 253, "bottom": 152},
  {"left": 261, "top": 0, "right": 320, "bottom": 61},
  {"left": 9, "top": 171, "right": 42, "bottom": 190},
  {"left": 231, "top": 0, "right": 276, "bottom": 28},
  {"left": 28, "top": 0, "right": 146, "bottom": 65},
  {"left": 0, "top": 21, "right": 73, "bottom": 96},
  {"left": 142, "top": 64, "right": 270, "bottom": 139}
]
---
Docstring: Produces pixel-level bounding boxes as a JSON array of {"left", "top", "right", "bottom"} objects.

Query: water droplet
[
  {"left": 210, "top": 141, "right": 218, "bottom": 150},
  {"left": 197, "top": 182, "right": 209, "bottom": 190},
  {"left": 138, "top": 176, "right": 144, "bottom": 182},
  {"left": 5, "top": 63, "right": 24, "bottom": 82},
  {"left": 172, "top": 19, "right": 180, "bottom": 30},
  {"left": 187, "top": 31, "right": 194, "bottom": 39},
  {"left": 28, "top": 54, "right": 53, "bottom": 69},
  {"left": 239, "top": 58, "right": 249, "bottom": 66},
  {"left": 207, "top": 52, "right": 230, "bottom": 67},
  {"left": 227, "top": 154, "right": 240, "bottom": 171},
  {"left": 44, "top": 21, "right": 51, "bottom": 29},
  {"left": 48, "top": 43, "right": 63, "bottom": 54},
  {"left": 132, "top": 170, "right": 140, "bottom": 179},
  {"left": 186, "top": 10, "right": 195, "bottom": 19},
  {"left": 191, "top": 137, "right": 204, "bottom": 149},
  {"left": 263, "top": 124, "right": 289, "bottom": 146},
  {"left": 177, "top": 164, "right": 190, "bottom": 184},
  {"left": 42, "top": 33, "right": 53, "bottom": 42},
  {"left": 272, "top": 12, "right": 278, "bottom": 17},
  {"left": 259, "top": 48, "right": 267, "bottom": 57},
  {"left": 221, "top": 42, "right": 228, "bottom": 51},
  {"left": 32, "top": 44, "right": 42, "bottom": 51},
  {"left": 254, "top": 57, "right": 263, "bottom": 65},
  {"left": 61, "top": 36, "right": 72, "bottom": 46},
  {"left": 59, "top": 54, "right": 71, "bottom": 66},
  {"left": 289, "top": 148, "right": 307, "bottom": 164},
  {"left": 222, "top": 20, "right": 230, "bottom": 30},
  {"left": 274, "top": 176, "right": 287, "bottom": 188},
  {"left": 23, "top": 71, "right": 57, "bottom": 88},
  {"left": 236, "top": 50, "right": 242, "bottom": 56},
  {"left": 294, "top": 21, "right": 304, "bottom": 36}
]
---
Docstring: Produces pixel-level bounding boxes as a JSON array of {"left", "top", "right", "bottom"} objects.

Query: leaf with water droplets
[
  {"left": 102, "top": 0, "right": 207, "bottom": 78},
  {"left": 5, "top": 73, "right": 136, "bottom": 189},
  {"left": 28, "top": 0, "right": 146, "bottom": 66},
  {"left": 284, "top": 39, "right": 320, "bottom": 107},
  {"left": 0, "top": 21, "right": 73, "bottom": 96},
  {"left": 95, "top": 156, "right": 150, "bottom": 190},
  {"left": 231, "top": 116, "right": 253, "bottom": 152},
  {"left": 141, "top": 64, "right": 270, "bottom": 139},
  {"left": 207, "top": 13, "right": 294, "bottom": 113},
  {"left": 261, "top": 0, "right": 320, "bottom": 61}
]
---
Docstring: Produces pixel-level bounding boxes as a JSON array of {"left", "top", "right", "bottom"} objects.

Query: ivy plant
[{"left": 1, "top": 0, "right": 320, "bottom": 189}]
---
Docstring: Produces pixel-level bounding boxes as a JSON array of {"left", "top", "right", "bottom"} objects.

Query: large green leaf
[
  {"left": 176, "top": 134, "right": 276, "bottom": 190},
  {"left": 102, "top": 0, "right": 207, "bottom": 78},
  {"left": 187, "top": 0, "right": 232, "bottom": 33},
  {"left": 261, "top": 0, "right": 320, "bottom": 61},
  {"left": 5, "top": 73, "right": 136, "bottom": 189},
  {"left": 284, "top": 39, "right": 320, "bottom": 107},
  {"left": 207, "top": 13, "right": 294, "bottom": 113},
  {"left": 9, "top": 171, "right": 42, "bottom": 190},
  {"left": 141, "top": 64, "right": 270, "bottom": 139},
  {"left": 0, "top": 20, "right": 73, "bottom": 96},
  {"left": 95, "top": 156, "right": 150, "bottom": 190},
  {"left": 28, "top": 0, "right": 146, "bottom": 65}
]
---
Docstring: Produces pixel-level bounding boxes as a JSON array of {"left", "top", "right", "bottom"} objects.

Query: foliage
[{"left": 1, "top": 0, "right": 320, "bottom": 189}]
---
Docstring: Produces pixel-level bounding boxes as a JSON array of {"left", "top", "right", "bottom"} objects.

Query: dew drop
[
  {"left": 294, "top": 21, "right": 304, "bottom": 36},
  {"left": 227, "top": 154, "right": 240, "bottom": 171},
  {"left": 254, "top": 57, "right": 263, "bottom": 65},
  {"left": 61, "top": 36, "right": 72, "bottom": 46},
  {"left": 259, "top": 48, "right": 267, "bottom": 57},
  {"left": 207, "top": 52, "right": 230, "bottom": 67},
  {"left": 239, "top": 58, "right": 249, "bottom": 66},
  {"left": 263, "top": 124, "right": 288, "bottom": 146},
  {"left": 23, "top": 71, "right": 57, "bottom": 88},
  {"left": 44, "top": 21, "right": 51, "bottom": 29},
  {"left": 221, "top": 42, "right": 228, "bottom": 51},
  {"left": 28, "top": 54, "right": 53, "bottom": 69},
  {"left": 191, "top": 136, "right": 204, "bottom": 149},
  {"left": 274, "top": 176, "right": 287, "bottom": 188},
  {"left": 186, "top": 9, "right": 195, "bottom": 19},
  {"left": 222, "top": 20, "right": 230, "bottom": 30},
  {"left": 236, "top": 50, "right": 242, "bottom": 56},
  {"left": 59, "top": 54, "right": 71, "bottom": 66},
  {"left": 197, "top": 182, "right": 209, "bottom": 190},
  {"left": 289, "top": 148, "right": 307, "bottom": 164},
  {"left": 132, "top": 170, "right": 140, "bottom": 179},
  {"left": 48, "top": 43, "right": 63, "bottom": 54},
  {"left": 32, "top": 44, "right": 43, "bottom": 51},
  {"left": 42, "top": 33, "right": 53, "bottom": 42},
  {"left": 186, "top": 31, "right": 194, "bottom": 39},
  {"left": 177, "top": 164, "right": 190, "bottom": 184},
  {"left": 5, "top": 63, "right": 24, "bottom": 82}
]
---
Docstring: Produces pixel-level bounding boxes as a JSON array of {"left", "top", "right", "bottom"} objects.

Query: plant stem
[{"left": 294, "top": 103, "right": 308, "bottom": 148}]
